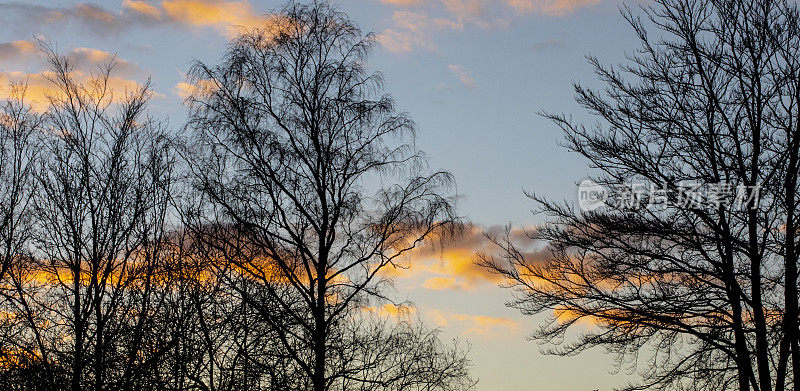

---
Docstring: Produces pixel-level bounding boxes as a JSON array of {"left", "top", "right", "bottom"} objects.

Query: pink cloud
[
  {"left": 506, "top": 0, "right": 601, "bottom": 16},
  {"left": 448, "top": 64, "right": 477, "bottom": 89},
  {"left": 377, "top": 0, "right": 600, "bottom": 52},
  {"left": 379, "top": 0, "right": 426, "bottom": 6}
]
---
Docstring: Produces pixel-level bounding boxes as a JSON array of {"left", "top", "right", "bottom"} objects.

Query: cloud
[
  {"left": 427, "top": 308, "right": 520, "bottom": 337},
  {"left": 442, "top": 0, "right": 486, "bottom": 20},
  {"left": 0, "top": 45, "right": 151, "bottom": 112},
  {"left": 0, "top": 40, "right": 36, "bottom": 62},
  {"left": 377, "top": 4, "right": 501, "bottom": 53},
  {"left": 531, "top": 38, "right": 565, "bottom": 51},
  {"left": 67, "top": 47, "right": 140, "bottom": 76},
  {"left": 379, "top": 223, "right": 548, "bottom": 291},
  {"left": 0, "top": 3, "right": 124, "bottom": 34},
  {"left": 448, "top": 64, "right": 476, "bottom": 89},
  {"left": 0, "top": 70, "right": 147, "bottom": 112},
  {"left": 122, "top": 0, "right": 161, "bottom": 18},
  {"left": 0, "top": 42, "right": 140, "bottom": 76},
  {"left": 377, "top": 0, "right": 598, "bottom": 52},
  {"left": 173, "top": 79, "right": 218, "bottom": 99},
  {"left": 422, "top": 276, "right": 473, "bottom": 290},
  {"left": 363, "top": 303, "right": 418, "bottom": 320},
  {"left": 0, "top": 1, "right": 279, "bottom": 39},
  {"left": 361, "top": 304, "right": 521, "bottom": 339},
  {"left": 73, "top": 3, "right": 119, "bottom": 29},
  {"left": 506, "top": 0, "right": 600, "bottom": 16},
  {"left": 158, "top": 0, "right": 267, "bottom": 37},
  {"left": 379, "top": 0, "right": 425, "bottom": 6},
  {"left": 378, "top": 11, "right": 446, "bottom": 52},
  {"left": 553, "top": 305, "right": 602, "bottom": 327}
]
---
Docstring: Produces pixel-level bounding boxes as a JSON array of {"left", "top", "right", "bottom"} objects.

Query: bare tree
[
  {"left": 155, "top": 241, "right": 474, "bottom": 391},
  {"left": 180, "top": 2, "right": 472, "bottom": 390},
  {"left": 0, "top": 83, "right": 39, "bottom": 283},
  {"left": 482, "top": 0, "right": 800, "bottom": 390},
  {"left": 0, "top": 82, "right": 46, "bottom": 391},
  {"left": 0, "top": 47, "right": 178, "bottom": 391}
]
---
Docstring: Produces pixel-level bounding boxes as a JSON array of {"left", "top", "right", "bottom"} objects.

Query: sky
[{"left": 0, "top": 1, "right": 643, "bottom": 389}]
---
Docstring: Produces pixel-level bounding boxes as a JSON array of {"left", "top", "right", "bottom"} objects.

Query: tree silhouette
[
  {"left": 482, "top": 0, "right": 800, "bottom": 390},
  {"left": 0, "top": 47, "right": 178, "bottom": 391},
  {"left": 0, "top": 2, "right": 477, "bottom": 390},
  {"left": 179, "top": 2, "right": 473, "bottom": 390}
]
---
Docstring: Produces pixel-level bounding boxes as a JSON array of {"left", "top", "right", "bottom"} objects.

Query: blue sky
[{"left": 0, "top": 1, "right": 643, "bottom": 389}]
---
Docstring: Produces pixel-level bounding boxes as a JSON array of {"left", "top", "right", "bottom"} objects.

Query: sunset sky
[{"left": 0, "top": 1, "right": 643, "bottom": 389}]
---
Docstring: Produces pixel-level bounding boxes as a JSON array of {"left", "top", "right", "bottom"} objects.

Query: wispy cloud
[
  {"left": 427, "top": 308, "right": 520, "bottom": 337},
  {"left": 531, "top": 37, "right": 565, "bottom": 51},
  {"left": 448, "top": 64, "right": 476, "bottom": 90},
  {"left": 379, "top": 0, "right": 426, "bottom": 6},
  {"left": 506, "top": 0, "right": 601, "bottom": 16},
  {"left": 377, "top": 0, "right": 599, "bottom": 52},
  {"left": 378, "top": 11, "right": 442, "bottom": 52}
]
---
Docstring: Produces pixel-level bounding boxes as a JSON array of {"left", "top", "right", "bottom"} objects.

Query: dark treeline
[
  {"left": 0, "top": 2, "right": 474, "bottom": 391},
  {"left": 8, "top": 0, "right": 800, "bottom": 390}
]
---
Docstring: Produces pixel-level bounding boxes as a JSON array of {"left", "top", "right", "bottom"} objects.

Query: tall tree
[
  {"left": 181, "top": 2, "right": 472, "bottom": 390},
  {"left": 482, "top": 0, "right": 800, "bottom": 390}
]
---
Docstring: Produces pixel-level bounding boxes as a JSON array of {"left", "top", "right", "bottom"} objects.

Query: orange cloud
[
  {"left": 1, "top": 1, "right": 279, "bottom": 39},
  {"left": 427, "top": 308, "right": 520, "bottom": 337},
  {"left": 0, "top": 70, "right": 150, "bottom": 112},
  {"left": 382, "top": 223, "right": 545, "bottom": 291},
  {"left": 363, "top": 303, "right": 418, "bottom": 320},
  {"left": 68, "top": 47, "right": 140, "bottom": 76},
  {"left": 0, "top": 43, "right": 148, "bottom": 112},
  {"left": 173, "top": 79, "right": 218, "bottom": 100},
  {"left": 160, "top": 0, "right": 266, "bottom": 37},
  {"left": 553, "top": 305, "right": 602, "bottom": 327},
  {"left": 0, "top": 42, "right": 139, "bottom": 76},
  {"left": 123, "top": 0, "right": 162, "bottom": 18}
]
